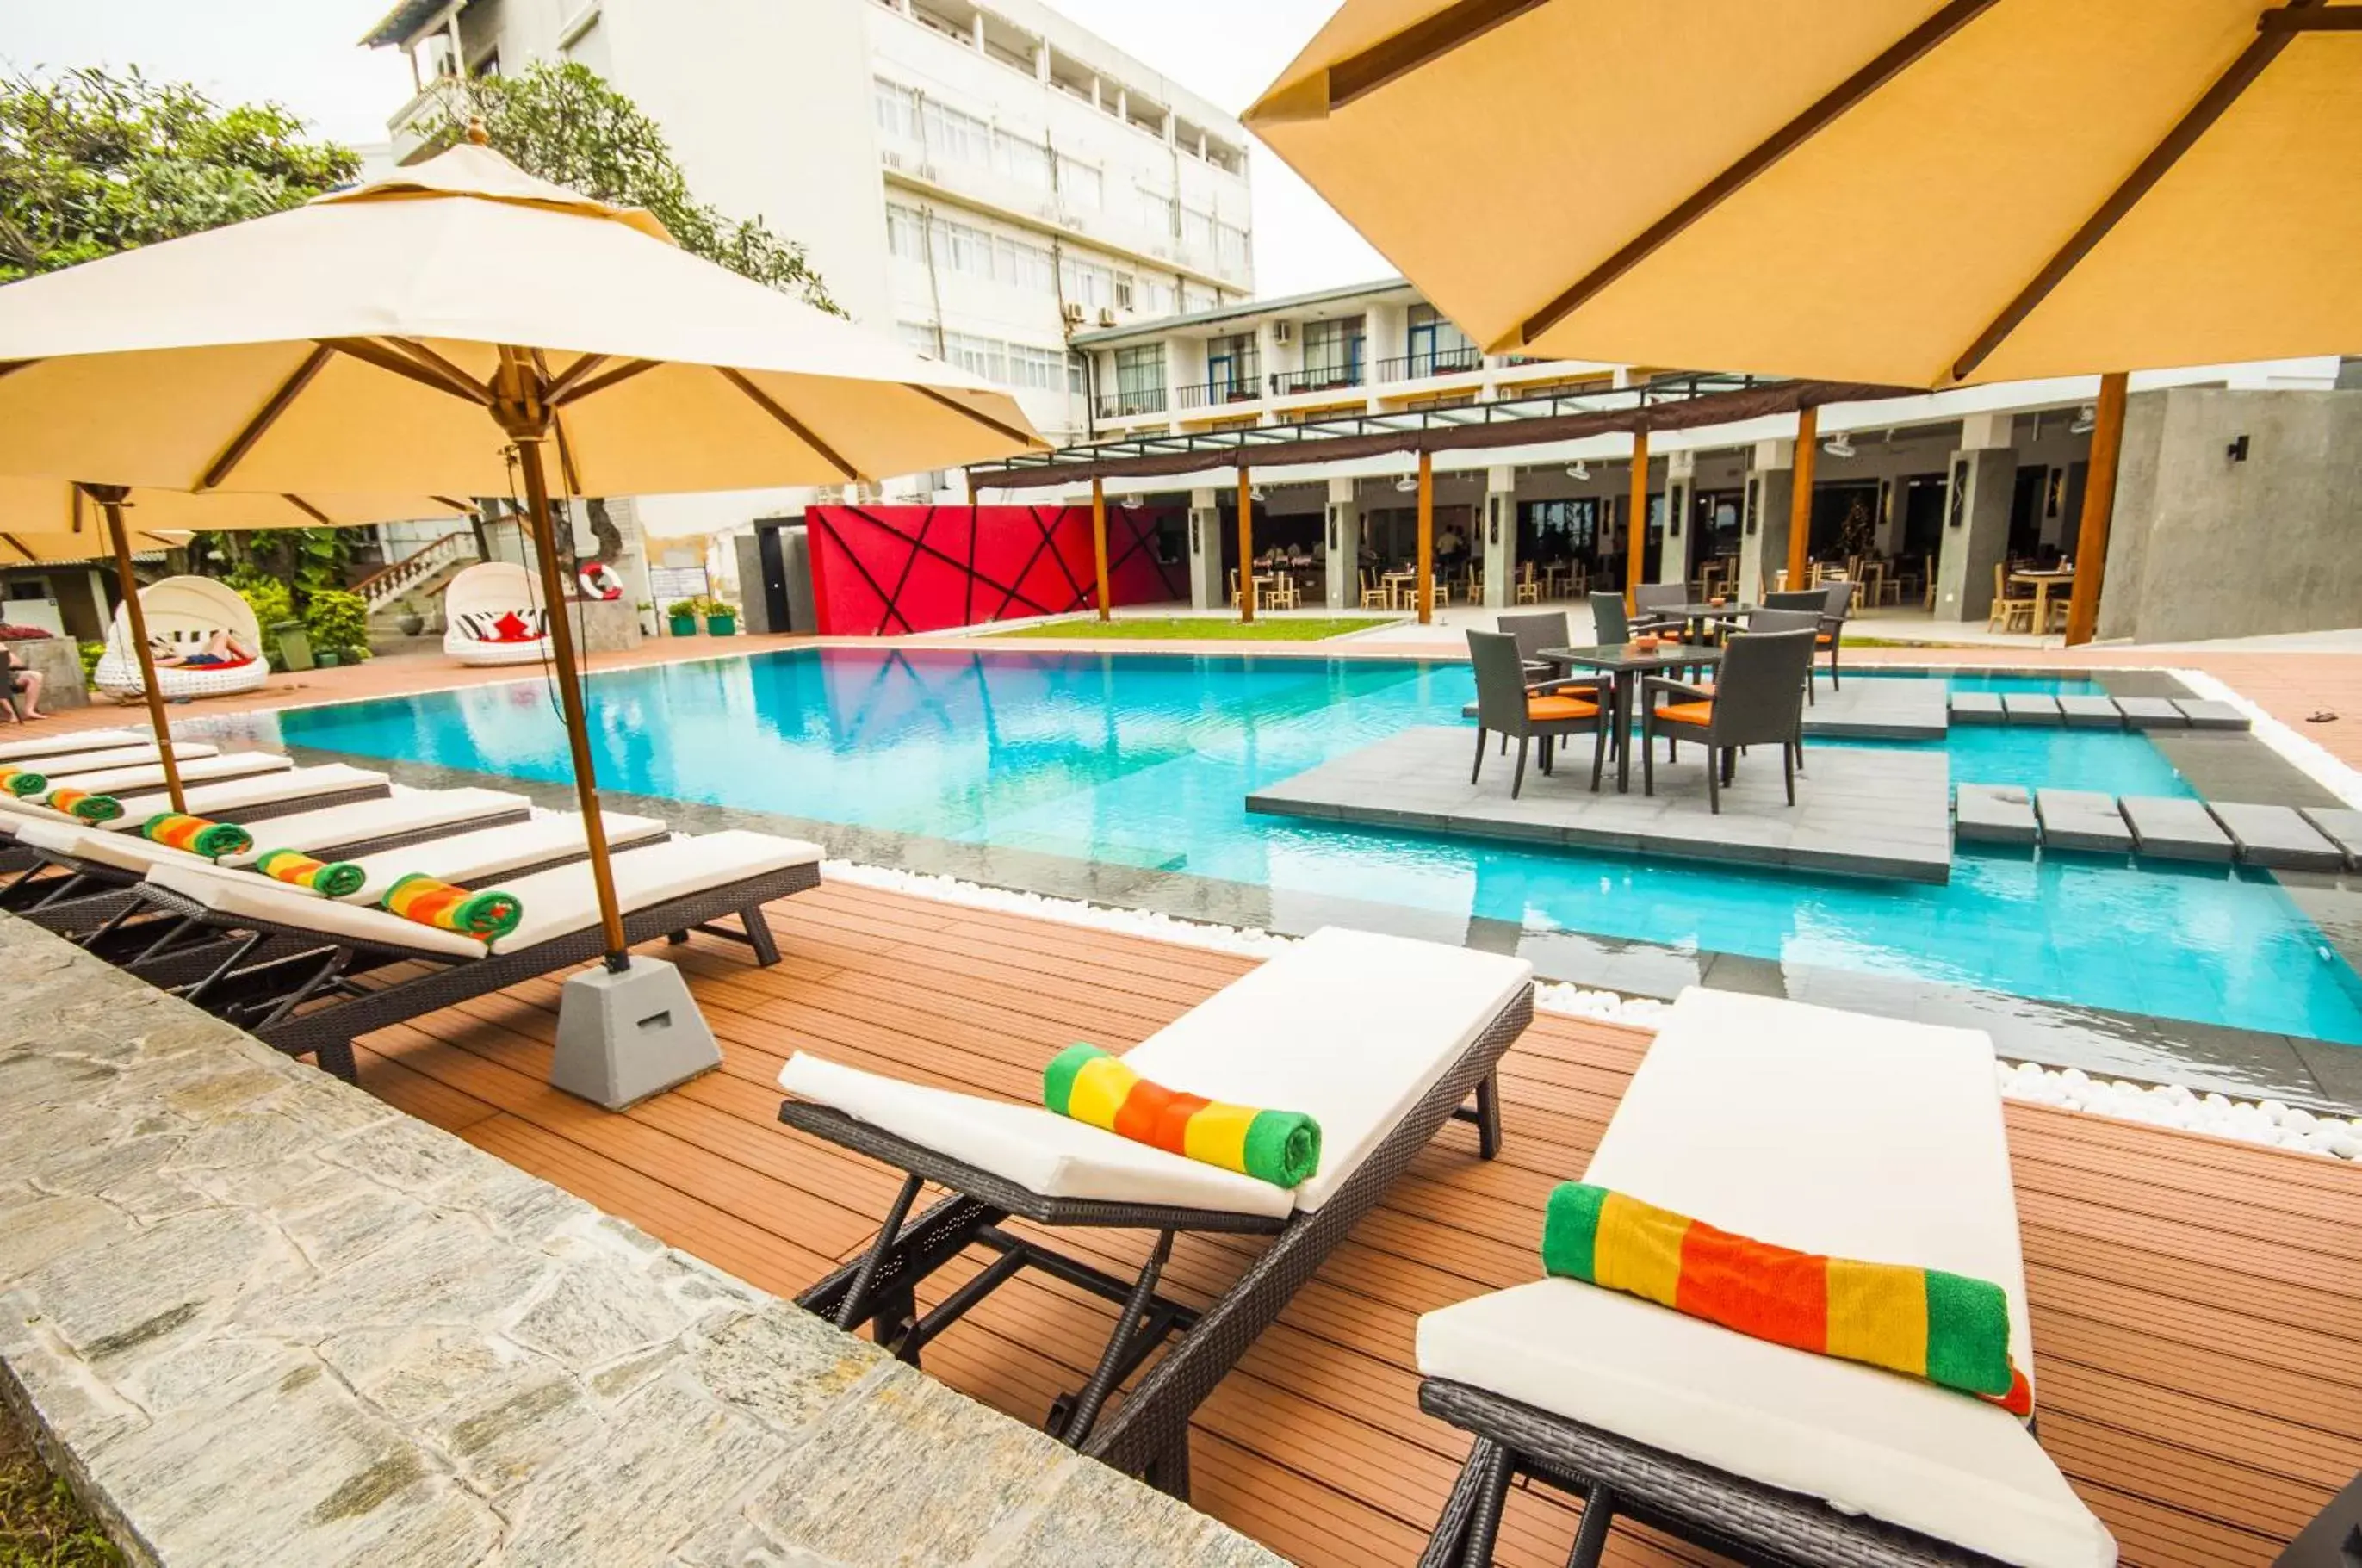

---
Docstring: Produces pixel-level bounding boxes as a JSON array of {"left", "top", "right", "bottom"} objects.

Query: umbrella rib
[
  {"left": 1326, "top": 0, "right": 1552, "bottom": 109},
  {"left": 1517, "top": 0, "right": 1999, "bottom": 349},
  {"left": 389, "top": 338, "right": 498, "bottom": 404},
  {"left": 530, "top": 350, "right": 590, "bottom": 498},
  {"left": 199, "top": 344, "right": 335, "bottom": 491},
  {"left": 905, "top": 383, "right": 1038, "bottom": 447},
  {"left": 0, "top": 532, "right": 30, "bottom": 563},
  {"left": 717, "top": 367, "right": 860, "bottom": 481},
  {"left": 542, "top": 351, "right": 611, "bottom": 403},
  {"left": 0, "top": 359, "right": 36, "bottom": 381},
  {"left": 552, "top": 358, "right": 660, "bottom": 406},
  {"left": 282, "top": 495, "right": 332, "bottom": 526},
  {"left": 1948, "top": 0, "right": 2322, "bottom": 382},
  {"left": 319, "top": 338, "right": 495, "bottom": 406}
]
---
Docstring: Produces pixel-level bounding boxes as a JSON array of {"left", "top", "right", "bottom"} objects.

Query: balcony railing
[
  {"left": 1270, "top": 363, "right": 1366, "bottom": 397},
  {"left": 1175, "top": 377, "right": 1263, "bottom": 410},
  {"left": 1373, "top": 348, "right": 1482, "bottom": 382},
  {"left": 1095, "top": 387, "right": 1169, "bottom": 418}
]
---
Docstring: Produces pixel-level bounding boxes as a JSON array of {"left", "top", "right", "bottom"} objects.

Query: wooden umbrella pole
[
  {"left": 511, "top": 425, "right": 629, "bottom": 968},
  {"left": 1786, "top": 406, "right": 1820, "bottom": 592},
  {"left": 1624, "top": 430, "right": 1649, "bottom": 613},
  {"left": 1237, "top": 468, "right": 1255, "bottom": 624},
  {"left": 91, "top": 487, "right": 185, "bottom": 815},
  {"left": 2063, "top": 371, "right": 2128, "bottom": 647},
  {"left": 1416, "top": 449, "right": 1435, "bottom": 625},
  {"left": 1090, "top": 476, "right": 1113, "bottom": 623}
]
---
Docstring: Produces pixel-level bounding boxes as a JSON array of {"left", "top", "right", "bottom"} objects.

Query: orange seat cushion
[
  {"left": 1655, "top": 700, "right": 1715, "bottom": 727},
  {"left": 1816, "top": 633, "right": 1835, "bottom": 647},
  {"left": 1527, "top": 695, "right": 1600, "bottom": 722}
]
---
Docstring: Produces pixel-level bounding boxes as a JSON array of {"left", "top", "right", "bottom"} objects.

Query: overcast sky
[{"left": 1, "top": 0, "right": 1392, "bottom": 299}]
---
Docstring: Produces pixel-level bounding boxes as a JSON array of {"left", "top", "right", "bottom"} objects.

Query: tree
[
  {"left": 0, "top": 66, "right": 357, "bottom": 282},
  {"left": 423, "top": 62, "right": 839, "bottom": 317}
]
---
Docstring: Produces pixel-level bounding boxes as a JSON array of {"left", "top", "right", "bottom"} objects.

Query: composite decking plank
[{"left": 321, "top": 877, "right": 2362, "bottom": 1568}]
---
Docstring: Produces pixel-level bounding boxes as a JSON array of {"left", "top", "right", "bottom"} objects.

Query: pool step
[
  {"left": 1946, "top": 691, "right": 2251, "bottom": 731},
  {"left": 1954, "top": 788, "right": 2345, "bottom": 869}
]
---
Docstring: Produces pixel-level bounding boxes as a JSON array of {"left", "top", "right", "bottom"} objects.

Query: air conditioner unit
[
  {"left": 1096, "top": 307, "right": 1118, "bottom": 326},
  {"left": 1062, "top": 301, "right": 1086, "bottom": 325},
  {"left": 880, "top": 149, "right": 903, "bottom": 171},
  {"left": 1272, "top": 321, "right": 1293, "bottom": 344}
]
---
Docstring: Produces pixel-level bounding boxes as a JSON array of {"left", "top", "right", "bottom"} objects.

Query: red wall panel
[{"left": 806, "top": 505, "right": 1184, "bottom": 635}]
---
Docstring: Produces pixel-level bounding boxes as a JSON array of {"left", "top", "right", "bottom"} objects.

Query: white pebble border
[{"left": 825, "top": 858, "right": 2357, "bottom": 1162}]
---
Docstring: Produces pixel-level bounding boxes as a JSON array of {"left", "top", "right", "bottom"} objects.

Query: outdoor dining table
[
  {"left": 1540, "top": 641, "right": 1727, "bottom": 794},
  {"left": 1649, "top": 602, "right": 1756, "bottom": 644},
  {"left": 2010, "top": 568, "right": 2077, "bottom": 633},
  {"left": 1381, "top": 568, "right": 1419, "bottom": 609}
]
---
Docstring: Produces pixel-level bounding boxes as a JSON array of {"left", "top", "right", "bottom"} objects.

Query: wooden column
[
  {"left": 1624, "top": 430, "right": 1649, "bottom": 612},
  {"left": 93, "top": 487, "right": 185, "bottom": 815},
  {"left": 1416, "top": 450, "right": 1435, "bottom": 625},
  {"left": 2064, "top": 371, "right": 2129, "bottom": 647},
  {"left": 1236, "top": 468, "right": 1255, "bottom": 623},
  {"left": 1786, "top": 405, "right": 1820, "bottom": 592},
  {"left": 1089, "top": 477, "right": 1112, "bottom": 623}
]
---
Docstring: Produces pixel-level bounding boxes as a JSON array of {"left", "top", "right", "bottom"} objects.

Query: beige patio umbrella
[
  {"left": 0, "top": 480, "right": 468, "bottom": 812},
  {"left": 1248, "top": 0, "right": 2362, "bottom": 637},
  {"left": 0, "top": 127, "right": 1041, "bottom": 1098}
]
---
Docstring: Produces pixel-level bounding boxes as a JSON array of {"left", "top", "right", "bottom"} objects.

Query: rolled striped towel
[
  {"left": 1042, "top": 1043, "right": 1322, "bottom": 1188},
  {"left": 254, "top": 846, "right": 363, "bottom": 896},
  {"left": 1542, "top": 1182, "right": 2031, "bottom": 1414},
  {"left": 0, "top": 765, "right": 46, "bottom": 797},
  {"left": 143, "top": 813, "right": 253, "bottom": 859},
  {"left": 45, "top": 787, "right": 121, "bottom": 824},
  {"left": 381, "top": 872, "right": 522, "bottom": 939}
]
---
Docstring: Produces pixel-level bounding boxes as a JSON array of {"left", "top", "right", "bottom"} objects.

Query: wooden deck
[{"left": 350, "top": 879, "right": 2362, "bottom": 1568}]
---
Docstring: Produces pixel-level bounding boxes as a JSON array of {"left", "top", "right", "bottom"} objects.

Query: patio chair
[
  {"left": 442, "top": 561, "right": 554, "bottom": 667},
  {"left": 1514, "top": 562, "right": 1541, "bottom": 605},
  {"left": 1590, "top": 592, "right": 1633, "bottom": 647},
  {"left": 1415, "top": 988, "right": 2117, "bottom": 1568},
  {"left": 1359, "top": 568, "right": 1390, "bottom": 610},
  {"left": 120, "top": 827, "right": 820, "bottom": 1081},
  {"left": 1495, "top": 610, "right": 1572, "bottom": 680},
  {"left": 778, "top": 926, "right": 1534, "bottom": 1500},
  {"left": 91, "top": 575, "right": 270, "bottom": 700},
  {"left": 1469, "top": 630, "right": 1606, "bottom": 798},
  {"left": 1815, "top": 579, "right": 1854, "bottom": 690},
  {"left": 1630, "top": 584, "right": 1687, "bottom": 635},
  {"left": 1640, "top": 627, "right": 1814, "bottom": 810},
  {"left": 1989, "top": 563, "right": 2037, "bottom": 633}
]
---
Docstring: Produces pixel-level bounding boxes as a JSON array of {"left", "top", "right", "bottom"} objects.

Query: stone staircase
[{"left": 354, "top": 530, "right": 476, "bottom": 623}]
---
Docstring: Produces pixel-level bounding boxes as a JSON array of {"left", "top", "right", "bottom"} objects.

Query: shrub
[
  {"left": 77, "top": 641, "right": 106, "bottom": 681},
  {"left": 665, "top": 598, "right": 704, "bottom": 621},
  {"left": 232, "top": 575, "right": 296, "bottom": 670},
  {"left": 302, "top": 589, "right": 371, "bottom": 664}
]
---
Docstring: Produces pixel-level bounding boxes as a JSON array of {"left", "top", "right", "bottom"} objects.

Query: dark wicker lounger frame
[
  {"left": 784, "top": 984, "right": 1534, "bottom": 1501},
  {"left": 106, "top": 858, "right": 821, "bottom": 1082},
  {"left": 1417, "top": 1378, "right": 2010, "bottom": 1567}
]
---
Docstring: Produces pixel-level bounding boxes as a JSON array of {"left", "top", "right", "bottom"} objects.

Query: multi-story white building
[
  {"left": 1055, "top": 281, "right": 2347, "bottom": 641},
  {"left": 364, "top": 0, "right": 1251, "bottom": 499}
]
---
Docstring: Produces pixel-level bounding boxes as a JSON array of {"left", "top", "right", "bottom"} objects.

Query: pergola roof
[
  {"left": 358, "top": 0, "right": 465, "bottom": 49},
  {"left": 966, "top": 374, "right": 1913, "bottom": 492}
]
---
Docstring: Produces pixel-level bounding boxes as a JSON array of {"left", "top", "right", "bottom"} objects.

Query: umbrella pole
[
  {"left": 1090, "top": 477, "right": 1112, "bottom": 623},
  {"left": 91, "top": 487, "right": 186, "bottom": 815},
  {"left": 512, "top": 434, "right": 629, "bottom": 970},
  {"left": 2062, "top": 372, "right": 2127, "bottom": 648}
]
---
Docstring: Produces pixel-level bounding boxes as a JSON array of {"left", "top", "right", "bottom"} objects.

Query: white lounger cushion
[
  {"left": 331, "top": 810, "right": 666, "bottom": 902},
  {"left": 144, "top": 827, "right": 819, "bottom": 961},
  {"left": 0, "top": 728, "right": 150, "bottom": 763},
  {"left": 26, "top": 787, "right": 532, "bottom": 877},
  {"left": 33, "top": 743, "right": 221, "bottom": 776},
  {"left": 1415, "top": 989, "right": 2115, "bottom": 1568},
  {"left": 782, "top": 927, "right": 1532, "bottom": 1218},
  {"left": 0, "top": 752, "right": 288, "bottom": 814},
  {"left": 101, "top": 765, "right": 387, "bottom": 824}
]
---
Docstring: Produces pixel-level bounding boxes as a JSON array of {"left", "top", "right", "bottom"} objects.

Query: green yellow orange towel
[
  {"left": 254, "top": 846, "right": 364, "bottom": 896},
  {"left": 45, "top": 787, "right": 121, "bottom": 824},
  {"left": 0, "top": 765, "right": 46, "bottom": 798},
  {"left": 1543, "top": 1182, "right": 2030, "bottom": 1415},
  {"left": 1042, "top": 1043, "right": 1321, "bottom": 1188},
  {"left": 382, "top": 872, "right": 523, "bottom": 939},
  {"left": 143, "top": 813, "right": 253, "bottom": 859}
]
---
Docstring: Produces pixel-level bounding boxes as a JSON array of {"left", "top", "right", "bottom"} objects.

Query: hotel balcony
[{"left": 384, "top": 77, "right": 469, "bottom": 165}]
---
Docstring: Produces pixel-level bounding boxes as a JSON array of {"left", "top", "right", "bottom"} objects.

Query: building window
[
  {"left": 1407, "top": 303, "right": 1476, "bottom": 374},
  {"left": 1006, "top": 343, "right": 1067, "bottom": 391},
  {"left": 994, "top": 234, "right": 1057, "bottom": 294},
  {"left": 1217, "top": 223, "right": 1249, "bottom": 276},
  {"left": 898, "top": 320, "right": 942, "bottom": 357},
  {"left": 1068, "top": 352, "right": 1087, "bottom": 393},
  {"left": 940, "top": 331, "right": 1007, "bottom": 384},
  {"left": 1300, "top": 316, "right": 1367, "bottom": 387},
  {"left": 1139, "top": 277, "right": 1176, "bottom": 315},
  {"left": 1058, "top": 157, "right": 1102, "bottom": 208},
  {"left": 1113, "top": 344, "right": 1166, "bottom": 413},
  {"left": 873, "top": 78, "right": 917, "bottom": 141},
  {"left": 1179, "top": 207, "right": 1216, "bottom": 255},
  {"left": 883, "top": 203, "right": 927, "bottom": 263},
  {"left": 1137, "top": 187, "right": 1173, "bottom": 237},
  {"left": 921, "top": 99, "right": 991, "bottom": 168},
  {"left": 1060, "top": 257, "right": 1113, "bottom": 312},
  {"left": 1206, "top": 332, "right": 1259, "bottom": 400},
  {"left": 928, "top": 214, "right": 995, "bottom": 278},
  {"left": 1114, "top": 274, "right": 1135, "bottom": 310},
  {"left": 994, "top": 128, "right": 1051, "bottom": 189}
]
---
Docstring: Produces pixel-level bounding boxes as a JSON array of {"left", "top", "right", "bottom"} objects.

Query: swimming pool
[{"left": 267, "top": 648, "right": 2362, "bottom": 1048}]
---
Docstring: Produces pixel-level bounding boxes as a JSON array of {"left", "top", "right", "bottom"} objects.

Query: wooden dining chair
[
  {"left": 1988, "top": 563, "right": 2035, "bottom": 633},
  {"left": 1514, "top": 561, "right": 1541, "bottom": 605}
]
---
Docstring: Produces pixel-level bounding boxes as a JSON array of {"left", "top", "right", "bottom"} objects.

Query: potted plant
[
  {"left": 665, "top": 598, "right": 701, "bottom": 637},
  {"left": 302, "top": 589, "right": 372, "bottom": 670},
  {"left": 702, "top": 597, "right": 738, "bottom": 637},
  {"left": 394, "top": 605, "right": 425, "bottom": 637}
]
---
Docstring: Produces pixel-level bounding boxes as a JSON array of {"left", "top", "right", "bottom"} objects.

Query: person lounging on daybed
[
  {"left": 1413, "top": 988, "right": 2117, "bottom": 1568},
  {"left": 777, "top": 927, "right": 1535, "bottom": 1500},
  {"left": 108, "top": 827, "right": 821, "bottom": 1081}
]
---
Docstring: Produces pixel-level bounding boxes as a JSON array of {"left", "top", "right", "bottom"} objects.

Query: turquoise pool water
[{"left": 267, "top": 648, "right": 2362, "bottom": 1047}]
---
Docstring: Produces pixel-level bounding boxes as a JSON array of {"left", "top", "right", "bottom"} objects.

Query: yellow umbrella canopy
[
  {"left": 1247, "top": 0, "right": 2362, "bottom": 388},
  {"left": 0, "top": 479, "right": 468, "bottom": 536},
  {"left": 0, "top": 528, "right": 189, "bottom": 565}
]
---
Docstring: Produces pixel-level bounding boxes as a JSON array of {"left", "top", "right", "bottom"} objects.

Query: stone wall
[
  {"left": 12, "top": 635, "right": 89, "bottom": 711},
  {"left": 0, "top": 915, "right": 1280, "bottom": 1568}
]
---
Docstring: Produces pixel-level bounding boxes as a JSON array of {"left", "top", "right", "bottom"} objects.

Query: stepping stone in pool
[
  {"left": 2298, "top": 806, "right": 2362, "bottom": 869},
  {"left": 1956, "top": 784, "right": 2037, "bottom": 845},
  {"left": 2001, "top": 694, "right": 2063, "bottom": 726},
  {"left": 2035, "top": 790, "right": 2134, "bottom": 853},
  {"left": 2057, "top": 696, "right": 2125, "bottom": 729},
  {"left": 2209, "top": 802, "right": 2347, "bottom": 871},
  {"left": 2120, "top": 796, "right": 2233, "bottom": 862},
  {"left": 2173, "top": 698, "right": 2250, "bottom": 730},
  {"left": 2115, "top": 697, "right": 2188, "bottom": 729},
  {"left": 1950, "top": 691, "right": 2006, "bottom": 724}
]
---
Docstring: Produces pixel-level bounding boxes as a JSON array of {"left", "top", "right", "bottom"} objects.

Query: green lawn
[
  {"left": 986, "top": 616, "right": 1391, "bottom": 642},
  {"left": 1, "top": 1401, "right": 117, "bottom": 1567}
]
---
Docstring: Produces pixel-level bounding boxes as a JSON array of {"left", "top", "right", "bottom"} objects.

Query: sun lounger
[
  {"left": 778, "top": 927, "right": 1534, "bottom": 1498},
  {"left": 1413, "top": 988, "right": 2117, "bottom": 1568},
  {"left": 122, "top": 827, "right": 821, "bottom": 1081},
  {"left": 1, "top": 761, "right": 391, "bottom": 878},
  {"left": 0, "top": 728, "right": 158, "bottom": 764},
  {"left": 0, "top": 750, "right": 290, "bottom": 815},
  {"left": 15, "top": 741, "right": 222, "bottom": 777}
]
